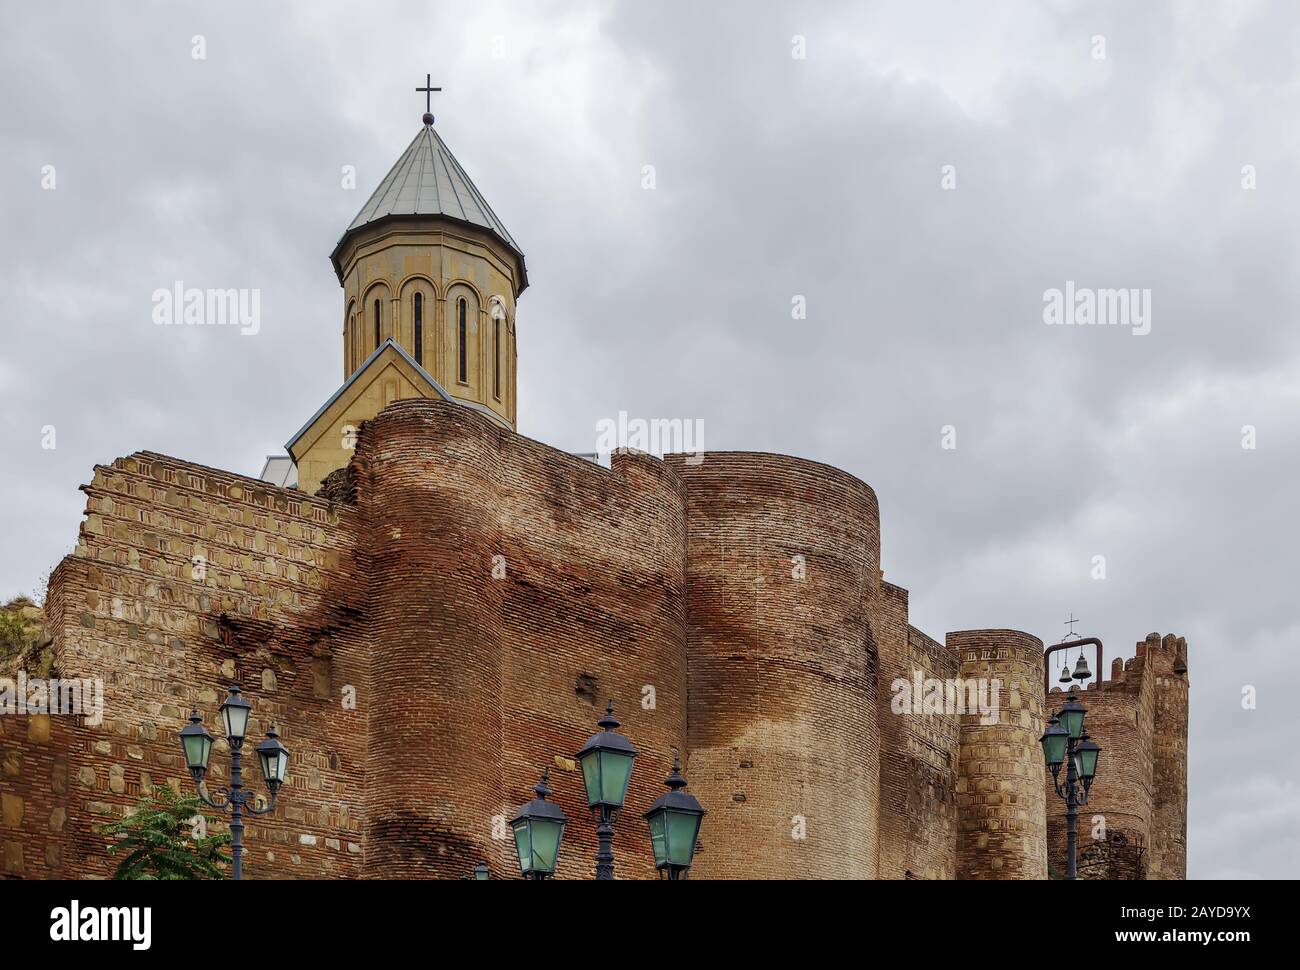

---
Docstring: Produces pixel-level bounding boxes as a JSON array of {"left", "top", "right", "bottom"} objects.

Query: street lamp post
[
  {"left": 1040, "top": 687, "right": 1101, "bottom": 880},
  {"left": 643, "top": 751, "right": 706, "bottom": 880},
  {"left": 509, "top": 700, "right": 707, "bottom": 881},
  {"left": 510, "top": 768, "right": 567, "bottom": 880},
  {"left": 178, "top": 684, "right": 289, "bottom": 881},
  {"left": 576, "top": 701, "right": 638, "bottom": 880}
]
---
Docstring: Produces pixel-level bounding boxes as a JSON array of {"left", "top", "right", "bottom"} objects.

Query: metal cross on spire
[
  {"left": 416, "top": 74, "right": 442, "bottom": 125},
  {"left": 1063, "top": 612, "right": 1081, "bottom": 641}
]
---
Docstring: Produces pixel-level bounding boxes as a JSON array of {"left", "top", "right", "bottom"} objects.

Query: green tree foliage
[
  {"left": 0, "top": 600, "right": 35, "bottom": 663},
  {"left": 98, "top": 786, "right": 231, "bottom": 880}
]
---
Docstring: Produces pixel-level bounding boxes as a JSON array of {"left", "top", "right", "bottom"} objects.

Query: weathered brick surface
[
  {"left": 357, "top": 400, "right": 688, "bottom": 879},
  {"left": 666, "top": 452, "right": 881, "bottom": 879},
  {"left": 871, "top": 586, "right": 963, "bottom": 880},
  {"left": 902, "top": 625, "right": 961, "bottom": 878},
  {"left": 1046, "top": 665, "right": 1150, "bottom": 879},
  {"left": 1148, "top": 635, "right": 1189, "bottom": 879},
  {"left": 0, "top": 713, "right": 71, "bottom": 877},
  {"left": 868, "top": 577, "right": 961, "bottom": 878},
  {"left": 953, "top": 630, "right": 1047, "bottom": 879},
  {"left": 9, "top": 453, "right": 369, "bottom": 878},
  {"left": 873, "top": 582, "right": 912, "bottom": 878},
  {"left": 1045, "top": 633, "right": 1188, "bottom": 880},
  {"left": 3, "top": 403, "right": 1187, "bottom": 879}
]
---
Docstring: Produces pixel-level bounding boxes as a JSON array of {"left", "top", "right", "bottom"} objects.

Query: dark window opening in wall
[
  {"left": 457, "top": 298, "right": 467, "bottom": 383},
  {"left": 374, "top": 299, "right": 381, "bottom": 349},
  {"left": 348, "top": 311, "right": 355, "bottom": 367},
  {"left": 493, "top": 314, "right": 501, "bottom": 399},
  {"left": 414, "top": 292, "right": 423, "bottom": 366}
]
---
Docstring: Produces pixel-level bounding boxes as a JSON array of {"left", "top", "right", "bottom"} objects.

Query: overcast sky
[{"left": 2, "top": 0, "right": 1296, "bottom": 878}]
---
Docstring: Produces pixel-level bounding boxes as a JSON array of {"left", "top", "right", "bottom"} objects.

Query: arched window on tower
[
  {"left": 347, "top": 302, "right": 356, "bottom": 369},
  {"left": 374, "top": 299, "right": 382, "bottom": 350},
  {"left": 493, "top": 311, "right": 502, "bottom": 399},
  {"left": 414, "top": 292, "right": 424, "bottom": 366},
  {"left": 457, "top": 298, "right": 468, "bottom": 383}
]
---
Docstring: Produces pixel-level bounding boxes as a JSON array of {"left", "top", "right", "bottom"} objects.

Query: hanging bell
[
  {"left": 1073, "top": 652, "right": 1093, "bottom": 681},
  {"left": 1059, "top": 663, "right": 1073, "bottom": 684}
]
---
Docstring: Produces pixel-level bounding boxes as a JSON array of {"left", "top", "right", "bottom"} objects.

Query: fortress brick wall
[
  {"left": 900, "top": 624, "right": 961, "bottom": 879},
  {"left": 665, "top": 452, "right": 881, "bottom": 880},
  {"left": 1, "top": 577, "right": 74, "bottom": 876},
  {"left": 953, "top": 629, "right": 1048, "bottom": 880},
  {"left": 870, "top": 584, "right": 962, "bottom": 880},
  {"left": 1045, "top": 632, "right": 1188, "bottom": 880},
  {"left": 1148, "top": 635, "right": 1189, "bottom": 879},
  {"left": 2, "top": 452, "right": 370, "bottom": 878},
  {"left": 1, "top": 399, "right": 1190, "bottom": 880},
  {"left": 0, "top": 713, "right": 71, "bottom": 877},
  {"left": 1046, "top": 659, "right": 1153, "bottom": 878},
  {"left": 872, "top": 582, "right": 912, "bottom": 878},
  {"left": 357, "top": 400, "right": 689, "bottom": 880}
]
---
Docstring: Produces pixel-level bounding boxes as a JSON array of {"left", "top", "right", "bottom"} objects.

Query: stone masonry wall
[
  {"left": 7, "top": 452, "right": 369, "bottom": 879},
  {"left": 871, "top": 586, "right": 962, "bottom": 881},
  {"left": 0, "top": 712, "right": 71, "bottom": 877},
  {"left": 953, "top": 629, "right": 1047, "bottom": 879},
  {"left": 901, "top": 625, "right": 961, "bottom": 879},
  {"left": 1147, "top": 634, "right": 1189, "bottom": 879},
  {"left": 872, "top": 582, "right": 912, "bottom": 878}
]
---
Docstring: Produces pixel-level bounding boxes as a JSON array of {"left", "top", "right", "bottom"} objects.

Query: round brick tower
[
  {"left": 355, "top": 399, "right": 509, "bottom": 878},
  {"left": 665, "top": 452, "right": 881, "bottom": 879},
  {"left": 952, "top": 629, "right": 1047, "bottom": 879}
]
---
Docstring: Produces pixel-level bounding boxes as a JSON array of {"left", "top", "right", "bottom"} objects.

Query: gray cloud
[{"left": 2, "top": 0, "right": 1294, "bottom": 877}]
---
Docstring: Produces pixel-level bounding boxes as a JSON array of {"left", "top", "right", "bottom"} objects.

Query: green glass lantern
[
  {"left": 1057, "top": 691, "right": 1086, "bottom": 740},
  {"left": 1073, "top": 733, "right": 1100, "bottom": 784},
  {"left": 255, "top": 724, "right": 290, "bottom": 793},
  {"left": 576, "top": 701, "right": 637, "bottom": 814},
  {"left": 219, "top": 684, "right": 253, "bottom": 741},
  {"left": 178, "top": 709, "right": 214, "bottom": 778},
  {"left": 473, "top": 862, "right": 491, "bottom": 880},
  {"left": 644, "top": 752, "right": 706, "bottom": 878},
  {"left": 510, "top": 769, "right": 566, "bottom": 879},
  {"left": 1039, "top": 717, "right": 1068, "bottom": 770}
]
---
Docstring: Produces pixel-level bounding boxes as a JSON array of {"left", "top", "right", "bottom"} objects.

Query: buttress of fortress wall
[
  {"left": 952, "top": 629, "right": 1047, "bottom": 879},
  {"left": 357, "top": 401, "right": 689, "bottom": 880},
  {"left": 872, "top": 582, "right": 911, "bottom": 878},
  {"left": 902, "top": 625, "right": 961, "bottom": 878},
  {"left": 665, "top": 452, "right": 881, "bottom": 879},
  {"left": 1046, "top": 632, "right": 1187, "bottom": 880},
  {"left": 5, "top": 452, "right": 369, "bottom": 879},
  {"left": 870, "top": 586, "right": 960, "bottom": 879},
  {"left": 1148, "top": 634, "right": 1189, "bottom": 879}
]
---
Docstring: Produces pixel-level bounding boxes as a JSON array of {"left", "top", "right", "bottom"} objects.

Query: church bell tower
[
  {"left": 285, "top": 83, "right": 527, "bottom": 495},
  {"left": 331, "top": 86, "right": 526, "bottom": 428}
]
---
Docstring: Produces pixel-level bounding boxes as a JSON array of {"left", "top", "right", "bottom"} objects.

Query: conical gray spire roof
[{"left": 331, "top": 123, "right": 526, "bottom": 288}]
